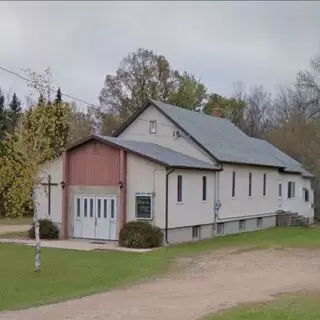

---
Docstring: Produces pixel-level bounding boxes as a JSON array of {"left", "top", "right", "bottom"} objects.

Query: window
[
  {"left": 288, "top": 181, "right": 295, "bottom": 199},
  {"left": 239, "top": 220, "right": 246, "bottom": 231},
  {"left": 177, "top": 175, "right": 183, "bottom": 202},
  {"left": 76, "top": 198, "right": 81, "bottom": 217},
  {"left": 278, "top": 183, "right": 282, "bottom": 197},
  {"left": 110, "top": 199, "right": 115, "bottom": 219},
  {"left": 90, "top": 198, "right": 94, "bottom": 217},
  {"left": 202, "top": 176, "right": 207, "bottom": 201},
  {"left": 303, "top": 188, "right": 309, "bottom": 202},
  {"left": 103, "top": 199, "right": 107, "bottom": 218},
  {"left": 192, "top": 226, "right": 201, "bottom": 239},
  {"left": 135, "top": 193, "right": 152, "bottom": 219},
  {"left": 257, "top": 217, "right": 263, "bottom": 228},
  {"left": 232, "top": 171, "right": 236, "bottom": 197},
  {"left": 149, "top": 120, "right": 157, "bottom": 134},
  {"left": 248, "top": 172, "right": 252, "bottom": 197},
  {"left": 84, "top": 198, "right": 87, "bottom": 217},
  {"left": 263, "top": 173, "right": 267, "bottom": 196},
  {"left": 217, "top": 223, "right": 224, "bottom": 235},
  {"left": 97, "top": 199, "right": 101, "bottom": 218}
]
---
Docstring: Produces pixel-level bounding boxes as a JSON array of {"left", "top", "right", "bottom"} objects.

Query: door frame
[{"left": 73, "top": 194, "right": 117, "bottom": 240}]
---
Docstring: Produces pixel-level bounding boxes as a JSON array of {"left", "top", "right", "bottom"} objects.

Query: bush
[
  {"left": 119, "top": 221, "right": 163, "bottom": 248},
  {"left": 28, "top": 219, "right": 60, "bottom": 240}
]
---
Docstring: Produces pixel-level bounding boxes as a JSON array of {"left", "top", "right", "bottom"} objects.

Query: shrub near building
[{"left": 119, "top": 221, "right": 163, "bottom": 248}]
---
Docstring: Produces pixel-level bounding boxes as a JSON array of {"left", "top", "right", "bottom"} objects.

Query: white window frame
[
  {"left": 262, "top": 173, "right": 267, "bottom": 197},
  {"left": 135, "top": 192, "right": 153, "bottom": 220},
  {"left": 232, "top": 171, "right": 236, "bottom": 198},
  {"left": 288, "top": 181, "right": 295, "bottom": 199},
  {"left": 302, "top": 187, "right": 309, "bottom": 202},
  {"left": 149, "top": 120, "right": 157, "bottom": 134},
  {"left": 177, "top": 175, "right": 183, "bottom": 203}
]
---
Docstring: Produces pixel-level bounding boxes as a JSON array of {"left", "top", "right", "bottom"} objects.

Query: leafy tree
[
  {"left": 203, "top": 93, "right": 246, "bottom": 127},
  {"left": 168, "top": 72, "right": 207, "bottom": 110},
  {"left": 67, "top": 102, "right": 94, "bottom": 143},
  {"left": 99, "top": 48, "right": 177, "bottom": 121},
  {"left": 99, "top": 48, "right": 209, "bottom": 122},
  {"left": 97, "top": 110, "right": 119, "bottom": 136},
  {"left": 23, "top": 67, "right": 53, "bottom": 102}
]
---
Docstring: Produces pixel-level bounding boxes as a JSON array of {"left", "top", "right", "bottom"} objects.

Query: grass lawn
[
  {"left": 0, "top": 216, "right": 33, "bottom": 225},
  {"left": 1, "top": 226, "right": 320, "bottom": 311},
  {"left": 0, "top": 230, "right": 29, "bottom": 238},
  {"left": 203, "top": 291, "right": 320, "bottom": 320}
]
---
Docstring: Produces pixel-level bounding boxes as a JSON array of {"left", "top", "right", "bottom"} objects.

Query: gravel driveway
[{"left": 1, "top": 248, "right": 320, "bottom": 320}]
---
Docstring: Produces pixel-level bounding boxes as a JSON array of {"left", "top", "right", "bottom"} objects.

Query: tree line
[{"left": 0, "top": 48, "right": 320, "bottom": 218}]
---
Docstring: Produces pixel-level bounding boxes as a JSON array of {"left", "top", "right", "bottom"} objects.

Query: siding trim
[
  {"left": 62, "top": 151, "right": 69, "bottom": 239},
  {"left": 119, "top": 150, "right": 127, "bottom": 229}
]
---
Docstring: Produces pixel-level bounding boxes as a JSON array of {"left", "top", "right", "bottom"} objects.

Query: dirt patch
[{"left": 2, "top": 248, "right": 320, "bottom": 320}]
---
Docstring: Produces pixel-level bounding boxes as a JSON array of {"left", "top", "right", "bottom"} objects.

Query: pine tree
[
  {"left": 0, "top": 89, "right": 9, "bottom": 140},
  {"left": 9, "top": 93, "right": 21, "bottom": 114},
  {"left": 37, "top": 94, "right": 44, "bottom": 105},
  {"left": 8, "top": 93, "right": 21, "bottom": 132},
  {"left": 55, "top": 88, "right": 62, "bottom": 105}
]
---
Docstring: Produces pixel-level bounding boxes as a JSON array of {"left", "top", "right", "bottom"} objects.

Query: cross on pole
[{"left": 41, "top": 174, "right": 58, "bottom": 216}]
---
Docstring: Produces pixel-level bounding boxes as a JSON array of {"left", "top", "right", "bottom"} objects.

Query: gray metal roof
[
  {"left": 97, "top": 136, "right": 218, "bottom": 170},
  {"left": 150, "top": 100, "right": 313, "bottom": 178}
]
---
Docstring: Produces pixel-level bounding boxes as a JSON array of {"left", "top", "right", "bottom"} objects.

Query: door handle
[{"left": 95, "top": 217, "right": 97, "bottom": 226}]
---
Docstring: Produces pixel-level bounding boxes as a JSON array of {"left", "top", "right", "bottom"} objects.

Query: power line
[{"left": 0, "top": 66, "right": 101, "bottom": 108}]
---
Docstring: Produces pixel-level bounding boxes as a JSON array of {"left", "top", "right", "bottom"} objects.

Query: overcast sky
[{"left": 1, "top": 1, "right": 320, "bottom": 109}]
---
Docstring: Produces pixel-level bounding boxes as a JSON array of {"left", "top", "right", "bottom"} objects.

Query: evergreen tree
[
  {"left": 37, "top": 94, "right": 44, "bottom": 105},
  {"left": 55, "top": 88, "right": 62, "bottom": 105},
  {"left": 0, "top": 89, "right": 9, "bottom": 140},
  {"left": 9, "top": 93, "right": 21, "bottom": 114},
  {"left": 8, "top": 93, "right": 21, "bottom": 132}
]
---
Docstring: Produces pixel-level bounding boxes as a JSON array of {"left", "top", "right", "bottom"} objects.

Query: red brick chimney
[{"left": 212, "top": 103, "right": 221, "bottom": 117}]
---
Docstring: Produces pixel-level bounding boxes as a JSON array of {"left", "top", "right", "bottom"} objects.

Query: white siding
[
  {"left": 218, "top": 164, "right": 314, "bottom": 221},
  {"left": 218, "top": 164, "right": 278, "bottom": 219},
  {"left": 34, "top": 156, "right": 63, "bottom": 224},
  {"left": 279, "top": 173, "right": 314, "bottom": 220},
  {"left": 167, "top": 170, "right": 215, "bottom": 228},
  {"left": 126, "top": 155, "right": 216, "bottom": 229},
  {"left": 119, "top": 104, "right": 215, "bottom": 164},
  {"left": 126, "top": 153, "right": 166, "bottom": 228}
]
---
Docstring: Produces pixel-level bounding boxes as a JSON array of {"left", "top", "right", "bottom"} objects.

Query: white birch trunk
[{"left": 32, "top": 188, "right": 41, "bottom": 272}]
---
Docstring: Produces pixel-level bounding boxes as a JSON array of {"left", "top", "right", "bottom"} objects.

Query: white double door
[{"left": 74, "top": 195, "right": 117, "bottom": 240}]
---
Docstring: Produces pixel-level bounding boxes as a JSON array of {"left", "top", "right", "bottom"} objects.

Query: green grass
[
  {"left": 0, "top": 216, "right": 33, "bottom": 225},
  {"left": 1, "top": 226, "right": 320, "bottom": 311},
  {"left": 203, "top": 291, "right": 320, "bottom": 320}
]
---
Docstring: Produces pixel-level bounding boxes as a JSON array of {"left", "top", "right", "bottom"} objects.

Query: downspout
[
  {"left": 213, "top": 164, "right": 223, "bottom": 237},
  {"left": 165, "top": 168, "right": 175, "bottom": 244}
]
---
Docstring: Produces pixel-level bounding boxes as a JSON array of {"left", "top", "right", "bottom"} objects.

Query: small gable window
[{"left": 149, "top": 120, "right": 157, "bottom": 134}]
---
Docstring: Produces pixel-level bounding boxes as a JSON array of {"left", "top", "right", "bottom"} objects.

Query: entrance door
[
  {"left": 95, "top": 197, "right": 109, "bottom": 240},
  {"left": 278, "top": 182, "right": 283, "bottom": 208},
  {"left": 82, "top": 196, "right": 95, "bottom": 239},
  {"left": 73, "top": 195, "right": 117, "bottom": 240}
]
